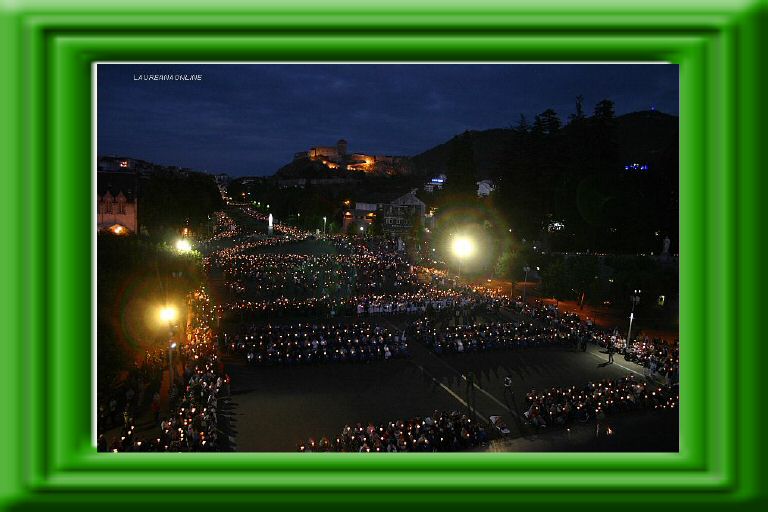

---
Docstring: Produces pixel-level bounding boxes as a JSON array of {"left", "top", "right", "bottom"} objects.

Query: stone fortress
[{"left": 293, "top": 139, "right": 407, "bottom": 174}]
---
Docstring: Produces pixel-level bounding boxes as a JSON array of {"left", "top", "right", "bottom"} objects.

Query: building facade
[
  {"left": 343, "top": 189, "right": 426, "bottom": 235},
  {"left": 294, "top": 138, "right": 405, "bottom": 174},
  {"left": 97, "top": 171, "right": 139, "bottom": 234},
  {"left": 423, "top": 174, "right": 446, "bottom": 193},
  {"left": 476, "top": 179, "right": 496, "bottom": 197}
]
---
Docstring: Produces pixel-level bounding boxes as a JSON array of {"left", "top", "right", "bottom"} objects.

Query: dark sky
[{"left": 97, "top": 64, "right": 678, "bottom": 177}]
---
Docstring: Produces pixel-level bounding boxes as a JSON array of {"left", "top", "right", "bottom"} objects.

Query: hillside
[
  {"left": 411, "top": 110, "right": 678, "bottom": 178},
  {"left": 262, "top": 109, "right": 679, "bottom": 253},
  {"left": 409, "top": 109, "right": 679, "bottom": 252}
]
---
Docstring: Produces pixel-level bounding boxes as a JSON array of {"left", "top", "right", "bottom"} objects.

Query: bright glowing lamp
[
  {"left": 160, "top": 306, "right": 178, "bottom": 323},
  {"left": 452, "top": 237, "right": 475, "bottom": 259},
  {"left": 175, "top": 239, "right": 192, "bottom": 252}
]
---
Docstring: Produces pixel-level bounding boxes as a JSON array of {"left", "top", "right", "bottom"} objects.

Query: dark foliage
[
  {"left": 139, "top": 170, "right": 223, "bottom": 237},
  {"left": 412, "top": 105, "right": 678, "bottom": 253}
]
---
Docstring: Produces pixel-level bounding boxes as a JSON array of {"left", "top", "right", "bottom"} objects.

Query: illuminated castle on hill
[{"left": 293, "top": 139, "right": 405, "bottom": 173}]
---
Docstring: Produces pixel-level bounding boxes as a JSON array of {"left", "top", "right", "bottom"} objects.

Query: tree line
[{"left": 426, "top": 97, "right": 678, "bottom": 255}]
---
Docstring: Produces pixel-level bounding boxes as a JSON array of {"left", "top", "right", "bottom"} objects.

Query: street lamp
[
  {"left": 626, "top": 289, "right": 641, "bottom": 347},
  {"left": 452, "top": 237, "right": 475, "bottom": 258},
  {"left": 159, "top": 305, "right": 177, "bottom": 323},
  {"left": 522, "top": 266, "right": 531, "bottom": 303},
  {"left": 175, "top": 239, "right": 192, "bottom": 253},
  {"left": 159, "top": 306, "right": 178, "bottom": 385},
  {"left": 452, "top": 236, "right": 475, "bottom": 276}
]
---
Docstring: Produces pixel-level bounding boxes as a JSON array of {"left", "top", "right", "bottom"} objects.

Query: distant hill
[
  {"left": 411, "top": 110, "right": 678, "bottom": 178},
  {"left": 611, "top": 110, "right": 678, "bottom": 163},
  {"left": 274, "top": 155, "right": 412, "bottom": 179},
  {"left": 274, "top": 158, "right": 337, "bottom": 179},
  {"left": 263, "top": 109, "right": 678, "bottom": 253},
  {"left": 407, "top": 109, "right": 678, "bottom": 252},
  {"left": 270, "top": 110, "right": 677, "bottom": 180}
]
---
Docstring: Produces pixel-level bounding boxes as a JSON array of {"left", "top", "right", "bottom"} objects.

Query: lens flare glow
[
  {"left": 159, "top": 306, "right": 178, "bottom": 323},
  {"left": 452, "top": 237, "right": 475, "bottom": 258},
  {"left": 175, "top": 239, "right": 192, "bottom": 252}
]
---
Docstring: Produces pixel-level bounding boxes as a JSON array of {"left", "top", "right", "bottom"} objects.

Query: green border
[{"left": 0, "top": 0, "right": 765, "bottom": 508}]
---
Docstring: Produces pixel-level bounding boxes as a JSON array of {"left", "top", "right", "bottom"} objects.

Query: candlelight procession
[{"left": 98, "top": 208, "right": 678, "bottom": 452}]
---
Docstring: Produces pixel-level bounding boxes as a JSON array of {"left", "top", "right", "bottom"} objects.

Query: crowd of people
[
  {"left": 404, "top": 296, "right": 679, "bottom": 392},
  {"left": 623, "top": 337, "right": 680, "bottom": 383},
  {"left": 205, "top": 236, "right": 309, "bottom": 269},
  {"left": 208, "top": 224, "right": 520, "bottom": 327},
  {"left": 298, "top": 410, "right": 488, "bottom": 452},
  {"left": 511, "top": 299, "right": 679, "bottom": 382},
  {"left": 204, "top": 211, "right": 240, "bottom": 242},
  {"left": 522, "top": 375, "right": 678, "bottom": 428},
  {"left": 229, "top": 322, "right": 409, "bottom": 366},
  {"left": 412, "top": 319, "right": 578, "bottom": 354},
  {"left": 97, "top": 345, "right": 168, "bottom": 433},
  {"left": 217, "top": 286, "right": 501, "bottom": 322},
  {"left": 219, "top": 252, "right": 419, "bottom": 300},
  {"left": 99, "top": 289, "right": 229, "bottom": 452},
  {"left": 100, "top": 205, "right": 680, "bottom": 453},
  {"left": 241, "top": 207, "right": 310, "bottom": 239}
]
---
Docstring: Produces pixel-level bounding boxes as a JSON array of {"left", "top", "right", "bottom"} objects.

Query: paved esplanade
[
  {"left": 209, "top": 230, "right": 676, "bottom": 452},
  {"left": 223, "top": 314, "right": 671, "bottom": 452}
]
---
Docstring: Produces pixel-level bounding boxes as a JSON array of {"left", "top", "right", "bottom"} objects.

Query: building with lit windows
[
  {"left": 293, "top": 139, "right": 406, "bottom": 174},
  {"left": 343, "top": 189, "right": 426, "bottom": 234},
  {"left": 97, "top": 170, "right": 139, "bottom": 234}
]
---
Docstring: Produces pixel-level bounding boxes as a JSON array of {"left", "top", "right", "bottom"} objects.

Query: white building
[
  {"left": 343, "top": 189, "right": 426, "bottom": 234},
  {"left": 424, "top": 174, "right": 446, "bottom": 193},
  {"left": 476, "top": 179, "right": 496, "bottom": 197}
]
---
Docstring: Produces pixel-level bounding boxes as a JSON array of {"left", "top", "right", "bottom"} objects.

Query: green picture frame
[{"left": 0, "top": 0, "right": 764, "bottom": 509}]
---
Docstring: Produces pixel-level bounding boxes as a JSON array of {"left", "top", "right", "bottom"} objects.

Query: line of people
[
  {"left": 229, "top": 322, "right": 409, "bottom": 366},
  {"left": 298, "top": 410, "right": 489, "bottom": 452},
  {"left": 219, "top": 252, "right": 418, "bottom": 300},
  {"left": 99, "top": 289, "right": 229, "bottom": 452},
  {"left": 522, "top": 375, "right": 678, "bottom": 428},
  {"left": 509, "top": 299, "right": 679, "bottom": 382},
  {"left": 412, "top": 318, "right": 579, "bottom": 354}
]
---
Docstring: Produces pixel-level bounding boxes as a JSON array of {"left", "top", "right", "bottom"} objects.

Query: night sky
[{"left": 97, "top": 64, "right": 678, "bottom": 177}]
